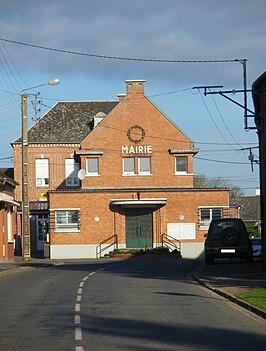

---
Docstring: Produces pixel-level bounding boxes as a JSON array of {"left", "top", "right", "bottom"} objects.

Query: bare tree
[{"left": 194, "top": 173, "right": 245, "bottom": 201}]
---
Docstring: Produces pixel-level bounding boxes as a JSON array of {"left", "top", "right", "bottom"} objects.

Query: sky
[{"left": 0, "top": 0, "right": 265, "bottom": 195}]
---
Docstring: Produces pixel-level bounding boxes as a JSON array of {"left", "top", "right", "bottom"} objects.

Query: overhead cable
[{"left": 1, "top": 38, "right": 244, "bottom": 64}]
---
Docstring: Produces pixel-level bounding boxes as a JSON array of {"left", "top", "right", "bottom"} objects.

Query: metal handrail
[
  {"left": 161, "top": 233, "right": 181, "bottom": 253},
  {"left": 96, "top": 234, "right": 118, "bottom": 258}
]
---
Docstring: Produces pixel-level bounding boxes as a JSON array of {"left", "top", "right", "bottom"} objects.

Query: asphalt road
[{"left": 0, "top": 258, "right": 265, "bottom": 351}]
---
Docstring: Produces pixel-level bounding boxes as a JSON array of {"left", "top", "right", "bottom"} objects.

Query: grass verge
[{"left": 236, "top": 286, "right": 266, "bottom": 311}]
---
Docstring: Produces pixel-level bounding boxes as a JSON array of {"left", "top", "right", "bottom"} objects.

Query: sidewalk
[
  {"left": 0, "top": 257, "right": 58, "bottom": 276},
  {"left": 194, "top": 258, "right": 266, "bottom": 319}
]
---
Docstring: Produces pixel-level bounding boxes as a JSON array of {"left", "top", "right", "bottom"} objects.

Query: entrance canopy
[{"left": 110, "top": 198, "right": 167, "bottom": 208}]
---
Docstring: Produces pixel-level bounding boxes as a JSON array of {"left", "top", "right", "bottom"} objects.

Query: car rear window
[{"left": 210, "top": 220, "right": 245, "bottom": 234}]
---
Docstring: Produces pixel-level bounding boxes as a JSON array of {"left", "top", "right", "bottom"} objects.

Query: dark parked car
[{"left": 204, "top": 218, "right": 253, "bottom": 265}]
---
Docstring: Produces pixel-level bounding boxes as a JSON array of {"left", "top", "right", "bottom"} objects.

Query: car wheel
[
  {"left": 222, "top": 227, "right": 239, "bottom": 246},
  {"left": 205, "top": 254, "right": 214, "bottom": 265}
]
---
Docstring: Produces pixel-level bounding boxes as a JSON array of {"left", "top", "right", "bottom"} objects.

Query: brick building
[
  {"left": 13, "top": 79, "right": 229, "bottom": 259},
  {"left": 0, "top": 168, "right": 19, "bottom": 260}
]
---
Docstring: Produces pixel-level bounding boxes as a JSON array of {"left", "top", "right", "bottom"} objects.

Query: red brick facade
[
  {"left": 13, "top": 79, "right": 229, "bottom": 259},
  {"left": 0, "top": 172, "right": 19, "bottom": 260}
]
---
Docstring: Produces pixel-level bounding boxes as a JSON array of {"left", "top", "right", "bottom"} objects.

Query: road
[{"left": 0, "top": 258, "right": 265, "bottom": 351}]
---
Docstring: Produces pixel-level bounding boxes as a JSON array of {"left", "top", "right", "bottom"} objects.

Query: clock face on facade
[{"left": 127, "top": 125, "right": 145, "bottom": 144}]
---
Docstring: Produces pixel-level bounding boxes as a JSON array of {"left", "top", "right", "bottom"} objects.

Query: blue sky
[{"left": 0, "top": 0, "right": 265, "bottom": 195}]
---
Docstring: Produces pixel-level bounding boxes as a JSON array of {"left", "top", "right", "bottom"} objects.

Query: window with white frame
[
  {"left": 55, "top": 209, "right": 79, "bottom": 231},
  {"left": 65, "top": 159, "right": 79, "bottom": 186},
  {"left": 86, "top": 157, "right": 99, "bottom": 176},
  {"left": 36, "top": 159, "right": 49, "bottom": 186},
  {"left": 138, "top": 157, "right": 151, "bottom": 175},
  {"left": 7, "top": 206, "right": 12, "bottom": 242},
  {"left": 123, "top": 157, "right": 135, "bottom": 175},
  {"left": 175, "top": 156, "right": 188, "bottom": 174},
  {"left": 199, "top": 207, "right": 223, "bottom": 227},
  {"left": 167, "top": 223, "right": 196, "bottom": 240}
]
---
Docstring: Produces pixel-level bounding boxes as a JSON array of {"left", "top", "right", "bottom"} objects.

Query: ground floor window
[
  {"left": 55, "top": 209, "right": 79, "bottom": 232},
  {"left": 167, "top": 223, "right": 196, "bottom": 240},
  {"left": 199, "top": 207, "right": 223, "bottom": 228}
]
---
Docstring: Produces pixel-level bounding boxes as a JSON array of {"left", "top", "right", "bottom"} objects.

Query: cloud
[{"left": 0, "top": 0, "right": 266, "bottom": 87}]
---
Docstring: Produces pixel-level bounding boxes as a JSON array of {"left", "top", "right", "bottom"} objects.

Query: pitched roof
[
  {"left": 231, "top": 196, "right": 260, "bottom": 221},
  {"left": 13, "top": 101, "right": 118, "bottom": 144}
]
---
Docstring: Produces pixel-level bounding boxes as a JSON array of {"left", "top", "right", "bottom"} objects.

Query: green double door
[{"left": 126, "top": 208, "right": 153, "bottom": 248}]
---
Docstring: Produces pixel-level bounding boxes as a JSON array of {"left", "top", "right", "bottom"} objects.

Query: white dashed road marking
[
  {"left": 75, "top": 303, "right": 81, "bottom": 312},
  {"left": 74, "top": 315, "right": 81, "bottom": 325},
  {"left": 75, "top": 327, "right": 82, "bottom": 340},
  {"left": 74, "top": 268, "right": 105, "bottom": 350}
]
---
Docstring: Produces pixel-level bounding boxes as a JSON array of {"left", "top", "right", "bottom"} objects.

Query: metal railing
[
  {"left": 96, "top": 234, "right": 118, "bottom": 258},
  {"left": 161, "top": 233, "right": 181, "bottom": 254}
]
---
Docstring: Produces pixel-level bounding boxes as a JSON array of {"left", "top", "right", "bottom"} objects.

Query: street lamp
[{"left": 21, "top": 78, "right": 60, "bottom": 261}]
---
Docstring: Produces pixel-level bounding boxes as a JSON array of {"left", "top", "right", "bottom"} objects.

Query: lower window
[
  {"left": 55, "top": 209, "right": 79, "bottom": 231},
  {"left": 199, "top": 207, "right": 223, "bottom": 228},
  {"left": 167, "top": 223, "right": 196, "bottom": 240}
]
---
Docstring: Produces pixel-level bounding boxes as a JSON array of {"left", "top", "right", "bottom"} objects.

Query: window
[
  {"left": 86, "top": 158, "right": 99, "bottom": 176},
  {"left": 123, "top": 157, "right": 135, "bottom": 175},
  {"left": 7, "top": 206, "right": 12, "bottom": 242},
  {"left": 175, "top": 156, "right": 188, "bottom": 174},
  {"left": 36, "top": 159, "right": 49, "bottom": 186},
  {"left": 167, "top": 223, "right": 196, "bottom": 240},
  {"left": 65, "top": 159, "right": 79, "bottom": 186},
  {"left": 55, "top": 209, "right": 79, "bottom": 231},
  {"left": 199, "top": 207, "right": 223, "bottom": 227},
  {"left": 139, "top": 157, "right": 151, "bottom": 175}
]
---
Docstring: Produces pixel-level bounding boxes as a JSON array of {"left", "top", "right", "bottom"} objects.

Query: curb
[
  {"left": 0, "top": 262, "right": 57, "bottom": 278},
  {"left": 0, "top": 266, "right": 34, "bottom": 277},
  {"left": 192, "top": 265, "right": 266, "bottom": 320}
]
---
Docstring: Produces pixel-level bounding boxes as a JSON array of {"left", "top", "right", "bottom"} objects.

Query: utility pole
[
  {"left": 21, "top": 93, "right": 31, "bottom": 260},
  {"left": 20, "top": 78, "right": 60, "bottom": 261},
  {"left": 194, "top": 62, "right": 266, "bottom": 272}
]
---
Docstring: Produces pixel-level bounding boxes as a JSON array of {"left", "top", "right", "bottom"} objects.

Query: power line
[
  {"left": 195, "top": 156, "right": 250, "bottom": 165},
  {"left": 0, "top": 157, "right": 12, "bottom": 161},
  {"left": 98, "top": 123, "right": 258, "bottom": 147},
  {"left": 1, "top": 37, "right": 244, "bottom": 64},
  {"left": 0, "top": 39, "right": 29, "bottom": 88},
  {"left": 0, "top": 41, "right": 23, "bottom": 91},
  {"left": 199, "top": 90, "right": 237, "bottom": 150},
  {"left": 208, "top": 89, "right": 242, "bottom": 148}
]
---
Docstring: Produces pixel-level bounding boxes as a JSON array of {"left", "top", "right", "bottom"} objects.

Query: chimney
[
  {"left": 125, "top": 79, "right": 145, "bottom": 97},
  {"left": 117, "top": 93, "right": 126, "bottom": 101}
]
